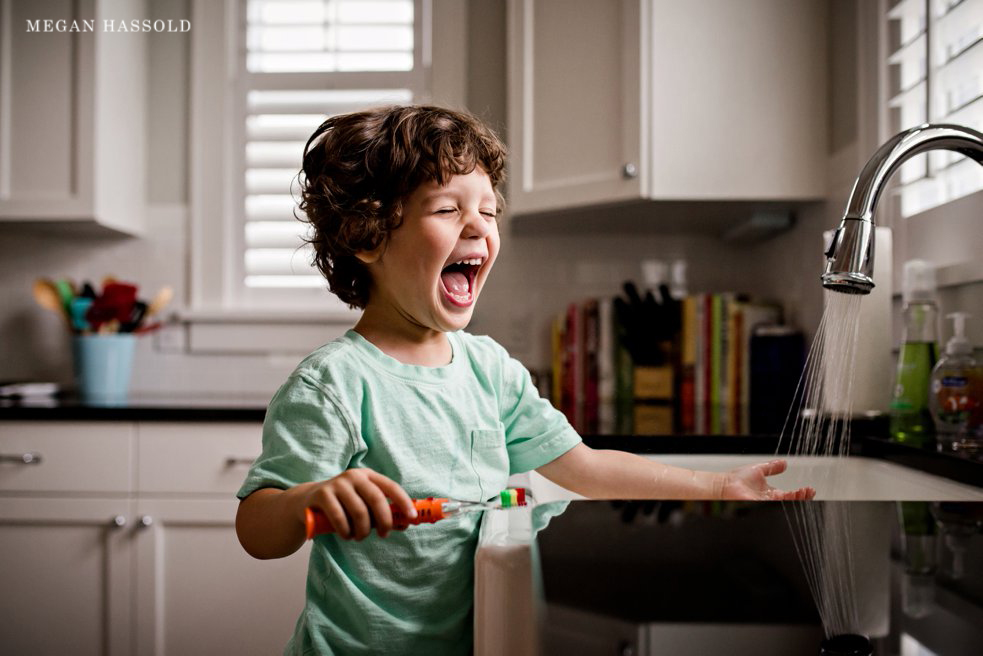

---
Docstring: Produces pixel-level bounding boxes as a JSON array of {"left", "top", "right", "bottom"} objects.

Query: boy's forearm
[
  {"left": 538, "top": 445, "right": 726, "bottom": 500},
  {"left": 236, "top": 483, "right": 316, "bottom": 559}
]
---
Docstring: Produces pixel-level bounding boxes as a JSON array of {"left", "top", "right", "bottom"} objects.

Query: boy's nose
[{"left": 461, "top": 211, "right": 492, "bottom": 239}]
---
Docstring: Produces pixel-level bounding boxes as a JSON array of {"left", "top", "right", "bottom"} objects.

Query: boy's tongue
[{"left": 441, "top": 270, "right": 469, "bottom": 295}]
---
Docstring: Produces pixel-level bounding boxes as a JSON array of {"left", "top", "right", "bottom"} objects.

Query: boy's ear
[{"left": 355, "top": 244, "right": 383, "bottom": 264}]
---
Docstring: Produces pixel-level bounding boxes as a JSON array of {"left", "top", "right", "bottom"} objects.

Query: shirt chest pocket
[{"left": 470, "top": 427, "right": 509, "bottom": 501}]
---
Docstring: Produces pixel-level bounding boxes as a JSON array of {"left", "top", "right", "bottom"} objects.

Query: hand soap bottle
[
  {"left": 929, "top": 312, "right": 982, "bottom": 453},
  {"left": 889, "top": 260, "right": 939, "bottom": 447}
]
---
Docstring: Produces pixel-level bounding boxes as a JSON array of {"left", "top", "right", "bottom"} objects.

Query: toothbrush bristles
[{"left": 499, "top": 487, "right": 528, "bottom": 508}]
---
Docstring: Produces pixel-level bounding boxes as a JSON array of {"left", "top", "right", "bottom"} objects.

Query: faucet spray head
[
  {"left": 821, "top": 123, "right": 983, "bottom": 296},
  {"left": 822, "top": 217, "right": 875, "bottom": 295}
]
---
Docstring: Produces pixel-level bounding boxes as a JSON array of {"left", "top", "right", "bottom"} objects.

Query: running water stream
[{"left": 778, "top": 291, "right": 867, "bottom": 642}]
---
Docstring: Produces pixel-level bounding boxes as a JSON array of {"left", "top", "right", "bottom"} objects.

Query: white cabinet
[
  {"left": 0, "top": 0, "right": 147, "bottom": 235},
  {"left": 0, "top": 497, "right": 133, "bottom": 656},
  {"left": 133, "top": 423, "right": 308, "bottom": 656},
  {"left": 0, "top": 420, "right": 308, "bottom": 656},
  {"left": 507, "top": 0, "right": 828, "bottom": 217},
  {"left": 0, "top": 421, "right": 134, "bottom": 656}
]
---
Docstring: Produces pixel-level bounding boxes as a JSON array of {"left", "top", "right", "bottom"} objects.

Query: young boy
[{"left": 235, "top": 105, "right": 814, "bottom": 655}]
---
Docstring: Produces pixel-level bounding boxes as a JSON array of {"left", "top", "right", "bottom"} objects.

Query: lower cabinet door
[
  {"left": 0, "top": 497, "right": 133, "bottom": 656},
  {"left": 133, "top": 498, "right": 309, "bottom": 656}
]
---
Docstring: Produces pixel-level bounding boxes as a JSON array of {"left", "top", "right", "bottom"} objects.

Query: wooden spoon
[
  {"left": 33, "top": 279, "right": 72, "bottom": 331},
  {"left": 144, "top": 286, "right": 174, "bottom": 320}
]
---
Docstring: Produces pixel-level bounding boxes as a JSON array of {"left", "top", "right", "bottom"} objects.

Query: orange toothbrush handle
[{"left": 304, "top": 497, "right": 449, "bottom": 540}]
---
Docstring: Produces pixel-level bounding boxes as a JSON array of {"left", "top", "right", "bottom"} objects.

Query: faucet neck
[{"left": 845, "top": 123, "right": 983, "bottom": 222}]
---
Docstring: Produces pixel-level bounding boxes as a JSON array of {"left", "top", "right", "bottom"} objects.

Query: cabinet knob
[
  {"left": 140, "top": 515, "right": 154, "bottom": 528},
  {"left": 621, "top": 163, "right": 638, "bottom": 179},
  {"left": 0, "top": 452, "right": 43, "bottom": 465},
  {"left": 112, "top": 515, "right": 127, "bottom": 528},
  {"left": 618, "top": 642, "right": 635, "bottom": 656}
]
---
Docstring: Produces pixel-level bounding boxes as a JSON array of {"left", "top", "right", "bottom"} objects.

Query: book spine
[
  {"left": 598, "top": 298, "right": 616, "bottom": 435},
  {"left": 710, "top": 295, "right": 722, "bottom": 435},
  {"left": 680, "top": 296, "right": 697, "bottom": 434},
  {"left": 562, "top": 303, "right": 578, "bottom": 429},
  {"left": 742, "top": 303, "right": 782, "bottom": 434},
  {"left": 614, "top": 303, "right": 634, "bottom": 435},
  {"left": 551, "top": 314, "right": 564, "bottom": 410},
  {"left": 696, "top": 294, "right": 710, "bottom": 434},
  {"left": 583, "top": 299, "right": 600, "bottom": 435},
  {"left": 727, "top": 301, "right": 742, "bottom": 435}
]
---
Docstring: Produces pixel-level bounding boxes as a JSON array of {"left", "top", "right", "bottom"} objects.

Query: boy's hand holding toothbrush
[{"left": 299, "top": 468, "right": 418, "bottom": 540}]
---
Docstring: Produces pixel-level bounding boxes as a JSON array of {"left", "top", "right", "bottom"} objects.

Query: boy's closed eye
[{"left": 433, "top": 207, "right": 497, "bottom": 219}]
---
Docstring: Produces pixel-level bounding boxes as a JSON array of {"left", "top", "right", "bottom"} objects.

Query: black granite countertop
[{"left": 0, "top": 394, "right": 269, "bottom": 422}]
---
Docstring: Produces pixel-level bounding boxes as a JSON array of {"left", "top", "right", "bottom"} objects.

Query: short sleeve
[
  {"left": 499, "top": 354, "right": 581, "bottom": 474},
  {"left": 236, "top": 373, "right": 359, "bottom": 499}
]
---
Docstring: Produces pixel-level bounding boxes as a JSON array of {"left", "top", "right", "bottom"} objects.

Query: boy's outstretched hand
[
  {"left": 719, "top": 459, "right": 816, "bottom": 501},
  {"left": 300, "top": 468, "right": 418, "bottom": 540}
]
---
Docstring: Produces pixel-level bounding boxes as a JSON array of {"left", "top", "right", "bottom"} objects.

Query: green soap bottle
[{"left": 890, "top": 260, "right": 939, "bottom": 447}]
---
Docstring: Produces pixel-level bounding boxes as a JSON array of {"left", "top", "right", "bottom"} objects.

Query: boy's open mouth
[{"left": 439, "top": 257, "right": 483, "bottom": 307}]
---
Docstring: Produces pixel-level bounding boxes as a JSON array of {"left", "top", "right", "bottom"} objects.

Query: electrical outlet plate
[{"left": 154, "top": 323, "right": 186, "bottom": 353}]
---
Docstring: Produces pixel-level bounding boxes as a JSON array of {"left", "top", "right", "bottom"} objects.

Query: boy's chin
[
  {"left": 436, "top": 305, "right": 475, "bottom": 331},
  {"left": 441, "top": 311, "right": 473, "bottom": 331}
]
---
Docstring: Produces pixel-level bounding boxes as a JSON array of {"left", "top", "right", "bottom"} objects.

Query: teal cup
[{"left": 72, "top": 334, "right": 136, "bottom": 405}]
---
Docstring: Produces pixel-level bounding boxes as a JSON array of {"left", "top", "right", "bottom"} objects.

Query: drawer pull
[
  {"left": 112, "top": 515, "right": 127, "bottom": 528},
  {"left": 140, "top": 515, "right": 154, "bottom": 528},
  {"left": 0, "top": 452, "right": 43, "bottom": 465},
  {"left": 225, "top": 457, "right": 254, "bottom": 467}
]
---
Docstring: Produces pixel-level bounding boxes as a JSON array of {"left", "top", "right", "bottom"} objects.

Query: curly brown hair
[{"left": 296, "top": 105, "right": 507, "bottom": 309}]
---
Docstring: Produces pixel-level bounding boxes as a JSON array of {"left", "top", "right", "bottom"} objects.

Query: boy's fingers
[
  {"left": 355, "top": 479, "right": 394, "bottom": 538},
  {"left": 369, "top": 471, "right": 417, "bottom": 519},
  {"left": 336, "top": 483, "right": 372, "bottom": 540},
  {"left": 319, "top": 494, "right": 351, "bottom": 539},
  {"left": 756, "top": 459, "right": 787, "bottom": 477},
  {"left": 780, "top": 487, "right": 814, "bottom": 501}
]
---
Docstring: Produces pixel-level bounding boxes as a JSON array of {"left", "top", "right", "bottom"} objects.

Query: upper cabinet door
[
  {"left": 507, "top": 0, "right": 644, "bottom": 215},
  {"left": 0, "top": 0, "right": 94, "bottom": 217},
  {"left": 0, "top": 0, "right": 146, "bottom": 235},
  {"left": 507, "top": 0, "right": 828, "bottom": 218},
  {"left": 645, "top": 0, "right": 828, "bottom": 201}
]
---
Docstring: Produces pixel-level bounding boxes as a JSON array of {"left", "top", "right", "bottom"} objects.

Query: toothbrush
[{"left": 304, "top": 487, "right": 529, "bottom": 540}]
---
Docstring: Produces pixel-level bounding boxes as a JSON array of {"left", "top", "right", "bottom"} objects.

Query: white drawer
[
  {"left": 0, "top": 421, "right": 134, "bottom": 494},
  {"left": 137, "top": 422, "right": 263, "bottom": 495}
]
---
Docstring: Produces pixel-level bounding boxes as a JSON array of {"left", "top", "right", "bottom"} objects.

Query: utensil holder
[{"left": 72, "top": 334, "right": 136, "bottom": 405}]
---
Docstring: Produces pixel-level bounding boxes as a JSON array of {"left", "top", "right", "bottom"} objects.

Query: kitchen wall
[{"left": 2, "top": 0, "right": 979, "bottom": 398}]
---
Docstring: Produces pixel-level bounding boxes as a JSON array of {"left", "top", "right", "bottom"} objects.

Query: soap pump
[
  {"left": 889, "top": 260, "right": 939, "bottom": 447},
  {"left": 929, "top": 312, "right": 982, "bottom": 452}
]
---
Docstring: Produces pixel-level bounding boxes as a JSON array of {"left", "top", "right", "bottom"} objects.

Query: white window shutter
[
  {"left": 238, "top": 0, "right": 423, "bottom": 301},
  {"left": 886, "top": 0, "right": 983, "bottom": 218}
]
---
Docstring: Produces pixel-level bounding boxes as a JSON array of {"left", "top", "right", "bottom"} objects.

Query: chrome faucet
[{"left": 822, "top": 123, "right": 983, "bottom": 294}]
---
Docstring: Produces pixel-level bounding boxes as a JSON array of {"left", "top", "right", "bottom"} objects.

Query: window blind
[
  {"left": 239, "top": 0, "right": 425, "bottom": 299},
  {"left": 886, "top": 0, "right": 983, "bottom": 217}
]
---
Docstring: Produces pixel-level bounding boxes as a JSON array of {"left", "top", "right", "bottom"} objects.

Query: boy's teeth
[{"left": 452, "top": 258, "right": 482, "bottom": 266}]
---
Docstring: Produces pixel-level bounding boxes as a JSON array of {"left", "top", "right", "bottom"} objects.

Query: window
[
  {"left": 886, "top": 0, "right": 983, "bottom": 218},
  {"left": 191, "top": 0, "right": 455, "bottom": 321},
  {"left": 238, "top": 0, "right": 428, "bottom": 308}
]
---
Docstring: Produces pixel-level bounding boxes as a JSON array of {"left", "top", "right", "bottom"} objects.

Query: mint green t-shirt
[{"left": 237, "top": 329, "right": 581, "bottom": 656}]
